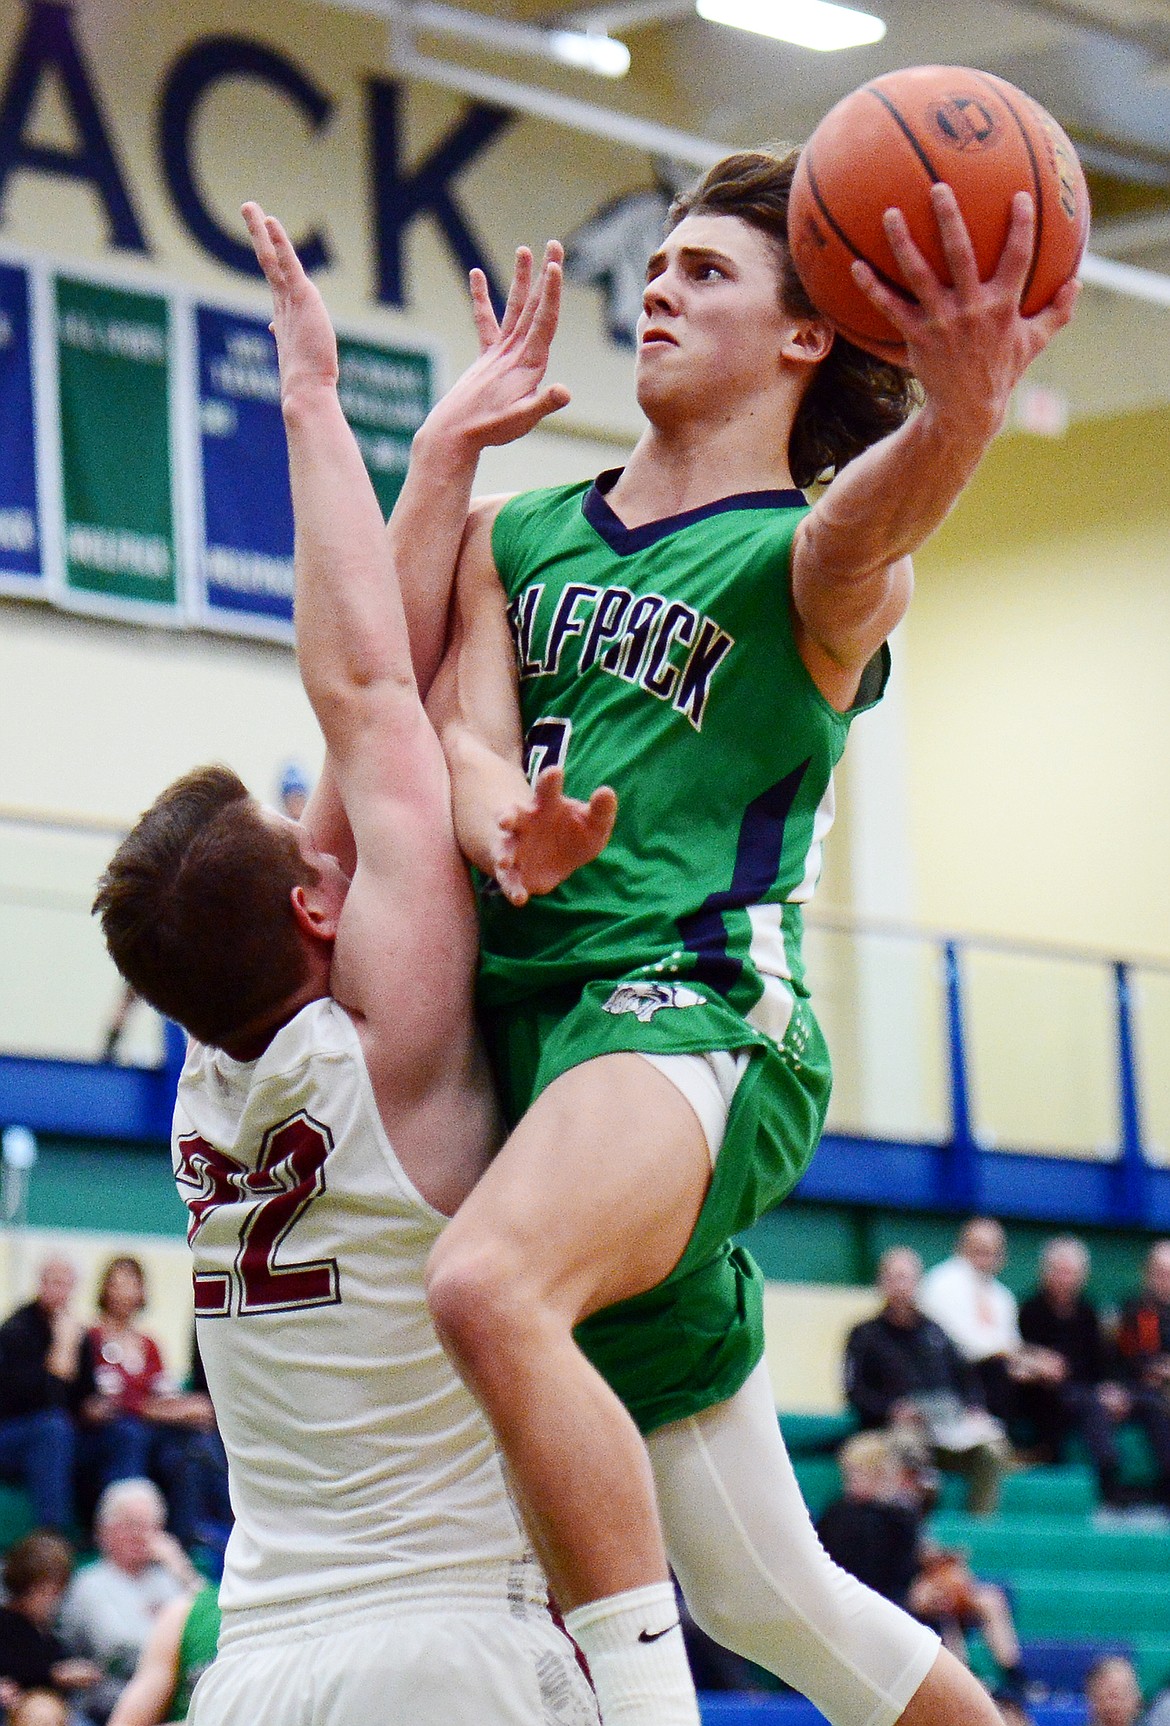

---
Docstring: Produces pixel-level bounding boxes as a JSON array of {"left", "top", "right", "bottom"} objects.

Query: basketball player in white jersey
[{"left": 92, "top": 231, "right": 601, "bottom": 1725}]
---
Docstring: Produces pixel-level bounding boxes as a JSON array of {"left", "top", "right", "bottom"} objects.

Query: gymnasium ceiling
[
  {"left": 394, "top": 0, "right": 1170, "bottom": 259},
  {"left": 329, "top": 0, "right": 1170, "bottom": 418}
]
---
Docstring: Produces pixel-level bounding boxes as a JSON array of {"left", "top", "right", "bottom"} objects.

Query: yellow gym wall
[{"left": 908, "top": 407, "right": 1170, "bottom": 961}]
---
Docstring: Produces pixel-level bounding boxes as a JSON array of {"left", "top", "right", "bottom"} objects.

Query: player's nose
[{"left": 642, "top": 269, "right": 679, "bottom": 316}]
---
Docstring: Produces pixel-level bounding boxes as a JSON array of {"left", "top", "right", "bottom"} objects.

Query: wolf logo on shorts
[{"left": 601, "top": 982, "right": 704, "bottom": 1022}]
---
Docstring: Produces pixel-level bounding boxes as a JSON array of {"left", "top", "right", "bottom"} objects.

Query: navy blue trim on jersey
[
  {"left": 677, "top": 758, "right": 810, "bottom": 996},
  {"left": 583, "top": 468, "right": 807, "bottom": 557}
]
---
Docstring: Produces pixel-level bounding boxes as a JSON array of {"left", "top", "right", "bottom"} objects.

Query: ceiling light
[
  {"left": 405, "top": 2, "right": 630, "bottom": 77},
  {"left": 549, "top": 30, "right": 631, "bottom": 75},
  {"left": 695, "top": 0, "right": 886, "bottom": 52}
]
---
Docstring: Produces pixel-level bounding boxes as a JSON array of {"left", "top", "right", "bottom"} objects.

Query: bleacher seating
[{"left": 783, "top": 1441, "right": 1170, "bottom": 1705}]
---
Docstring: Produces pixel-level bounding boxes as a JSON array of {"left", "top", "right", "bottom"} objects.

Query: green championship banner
[
  {"left": 337, "top": 338, "right": 433, "bottom": 520},
  {"left": 55, "top": 276, "right": 178, "bottom": 617},
  {"left": 194, "top": 308, "right": 434, "bottom": 639}
]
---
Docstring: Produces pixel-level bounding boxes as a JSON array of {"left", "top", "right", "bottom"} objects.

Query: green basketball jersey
[
  {"left": 477, "top": 471, "right": 887, "bottom": 1015},
  {"left": 168, "top": 1583, "right": 220, "bottom": 1721}
]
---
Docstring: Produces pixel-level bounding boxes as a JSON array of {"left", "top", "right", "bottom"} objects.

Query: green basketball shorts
[{"left": 483, "top": 975, "right": 833, "bottom": 1434}]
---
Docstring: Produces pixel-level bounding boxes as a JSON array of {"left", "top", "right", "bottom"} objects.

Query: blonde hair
[{"left": 838, "top": 1431, "right": 894, "bottom": 1476}]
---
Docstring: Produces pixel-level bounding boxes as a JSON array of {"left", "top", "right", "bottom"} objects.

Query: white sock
[{"left": 564, "top": 1582, "right": 700, "bottom": 1726}]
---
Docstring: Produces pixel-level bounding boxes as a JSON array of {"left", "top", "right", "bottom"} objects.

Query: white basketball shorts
[{"left": 189, "top": 1584, "right": 598, "bottom": 1726}]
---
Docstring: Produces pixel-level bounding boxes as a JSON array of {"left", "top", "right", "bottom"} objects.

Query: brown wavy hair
[
  {"left": 93, "top": 765, "right": 317, "bottom": 1049},
  {"left": 667, "top": 148, "right": 919, "bottom": 486}
]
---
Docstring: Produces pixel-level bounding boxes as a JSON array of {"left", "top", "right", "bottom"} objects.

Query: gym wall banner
[
  {"left": 0, "top": 258, "right": 41, "bottom": 597},
  {"left": 0, "top": 245, "right": 435, "bottom": 640}
]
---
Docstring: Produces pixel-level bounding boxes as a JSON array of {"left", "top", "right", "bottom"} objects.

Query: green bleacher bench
[
  {"left": 999, "top": 1464, "right": 1098, "bottom": 1516},
  {"left": 0, "top": 1484, "right": 36, "bottom": 1549},
  {"left": 928, "top": 1510, "right": 1170, "bottom": 1576},
  {"left": 778, "top": 1412, "right": 857, "bottom": 1457}
]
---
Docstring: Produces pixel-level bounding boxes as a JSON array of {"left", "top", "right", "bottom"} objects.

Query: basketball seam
[
  {"left": 803, "top": 154, "right": 913, "bottom": 305},
  {"left": 968, "top": 70, "right": 1043, "bottom": 306},
  {"left": 868, "top": 85, "right": 943, "bottom": 185}
]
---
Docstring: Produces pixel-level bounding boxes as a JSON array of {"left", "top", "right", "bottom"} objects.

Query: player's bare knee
[{"left": 425, "top": 1233, "right": 538, "bottom": 1370}]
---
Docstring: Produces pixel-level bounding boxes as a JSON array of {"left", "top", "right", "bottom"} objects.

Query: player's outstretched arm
[
  {"left": 792, "top": 184, "right": 1079, "bottom": 676},
  {"left": 242, "top": 201, "right": 417, "bottom": 757},
  {"left": 425, "top": 505, "right": 616, "bottom": 906},
  {"left": 389, "top": 243, "right": 570, "bottom": 698}
]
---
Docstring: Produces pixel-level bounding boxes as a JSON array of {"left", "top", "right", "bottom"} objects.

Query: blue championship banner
[
  {"left": 195, "top": 306, "right": 435, "bottom": 640},
  {"left": 195, "top": 303, "right": 295, "bottom": 638},
  {"left": 0, "top": 261, "right": 42, "bottom": 595}
]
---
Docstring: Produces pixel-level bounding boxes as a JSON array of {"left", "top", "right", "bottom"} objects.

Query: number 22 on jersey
[{"left": 175, "top": 1111, "right": 340, "bottom": 1317}]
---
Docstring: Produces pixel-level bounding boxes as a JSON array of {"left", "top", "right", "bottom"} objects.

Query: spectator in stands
[
  {"left": 174, "top": 1333, "right": 230, "bottom": 1566},
  {"left": 845, "top": 1246, "right": 1009, "bottom": 1513},
  {"left": 1084, "top": 1655, "right": 1145, "bottom": 1726},
  {"left": 816, "top": 1430, "right": 921, "bottom": 1608},
  {"left": 817, "top": 1431, "right": 1026, "bottom": 1699},
  {"left": 919, "top": 1219, "right": 1025, "bottom": 1429},
  {"left": 276, "top": 760, "right": 311, "bottom": 819},
  {"left": 57, "top": 1479, "right": 199, "bottom": 1724},
  {"left": 80, "top": 1258, "right": 217, "bottom": 1535},
  {"left": 106, "top": 1584, "right": 220, "bottom": 1726},
  {"left": 0, "top": 1257, "right": 93, "bottom": 1532},
  {"left": 0, "top": 1532, "right": 101, "bottom": 1714},
  {"left": 1017, "top": 1236, "right": 1170, "bottom": 1510},
  {"left": 1115, "top": 1240, "right": 1170, "bottom": 1407},
  {"left": 9, "top": 1693, "right": 70, "bottom": 1726}
]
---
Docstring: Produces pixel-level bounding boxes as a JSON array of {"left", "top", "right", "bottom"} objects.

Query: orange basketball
[{"left": 787, "top": 65, "right": 1090, "bottom": 364}]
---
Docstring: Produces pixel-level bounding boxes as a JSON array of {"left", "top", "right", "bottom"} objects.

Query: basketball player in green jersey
[{"left": 416, "top": 148, "right": 1077, "bottom": 1726}]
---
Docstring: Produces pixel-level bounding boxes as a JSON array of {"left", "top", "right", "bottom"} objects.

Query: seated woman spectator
[
  {"left": 81, "top": 1258, "right": 217, "bottom": 1535},
  {"left": 0, "top": 1532, "right": 101, "bottom": 1715}
]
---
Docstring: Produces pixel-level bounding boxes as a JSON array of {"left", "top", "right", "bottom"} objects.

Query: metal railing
[{"left": 2, "top": 805, "right": 1170, "bottom": 1223}]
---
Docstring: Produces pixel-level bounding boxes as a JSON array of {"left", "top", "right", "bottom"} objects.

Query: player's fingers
[
  {"left": 991, "top": 192, "right": 1036, "bottom": 299},
  {"left": 499, "top": 248, "right": 534, "bottom": 339},
  {"left": 469, "top": 269, "right": 500, "bottom": 351},
  {"left": 258, "top": 213, "right": 304, "bottom": 298},
  {"left": 513, "top": 243, "right": 564, "bottom": 347},
  {"left": 851, "top": 259, "right": 918, "bottom": 334},
  {"left": 495, "top": 851, "right": 530, "bottom": 906},
  {"left": 524, "top": 261, "right": 564, "bottom": 359},
  {"left": 586, "top": 786, "right": 618, "bottom": 843},
  {"left": 533, "top": 765, "right": 565, "bottom": 808},
  {"left": 881, "top": 207, "right": 947, "bottom": 307},
  {"left": 242, "top": 203, "right": 278, "bottom": 276},
  {"left": 526, "top": 383, "right": 571, "bottom": 425},
  {"left": 929, "top": 182, "right": 980, "bottom": 298},
  {"left": 497, "top": 872, "right": 530, "bottom": 908},
  {"left": 1026, "top": 275, "right": 1080, "bottom": 345},
  {"left": 883, "top": 205, "right": 959, "bottom": 310}
]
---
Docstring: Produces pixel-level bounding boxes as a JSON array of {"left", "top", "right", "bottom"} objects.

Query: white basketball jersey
[{"left": 173, "top": 998, "right": 527, "bottom": 1622}]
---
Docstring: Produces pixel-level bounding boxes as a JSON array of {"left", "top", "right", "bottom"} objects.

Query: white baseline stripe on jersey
[
  {"left": 788, "top": 775, "right": 836, "bottom": 905},
  {"left": 744, "top": 958, "right": 795, "bottom": 1048}
]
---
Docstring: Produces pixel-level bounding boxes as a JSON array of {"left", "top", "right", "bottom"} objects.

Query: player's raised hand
[
  {"left": 242, "top": 201, "right": 339, "bottom": 402},
  {"left": 425, "top": 242, "right": 571, "bottom": 456},
  {"left": 491, "top": 766, "right": 616, "bottom": 907},
  {"left": 851, "top": 183, "right": 1078, "bottom": 439}
]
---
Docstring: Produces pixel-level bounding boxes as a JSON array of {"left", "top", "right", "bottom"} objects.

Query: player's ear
[
  {"left": 290, "top": 882, "right": 340, "bottom": 943},
  {"left": 782, "top": 316, "right": 834, "bottom": 367}
]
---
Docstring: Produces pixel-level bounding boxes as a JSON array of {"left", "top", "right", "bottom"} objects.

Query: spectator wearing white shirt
[
  {"left": 919, "top": 1220, "right": 1025, "bottom": 1429},
  {"left": 57, "top": 1480, "right": 197, "bottom": 1723}
]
